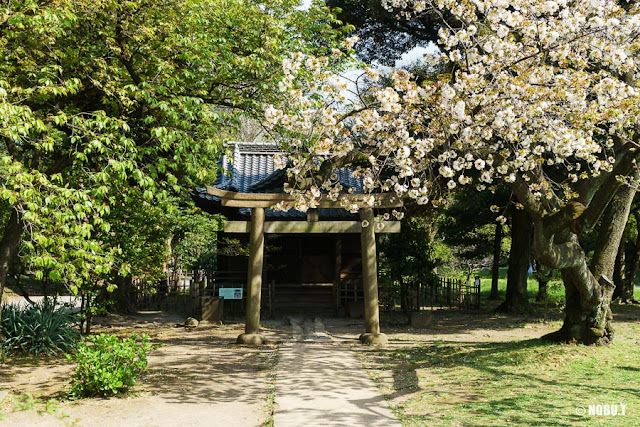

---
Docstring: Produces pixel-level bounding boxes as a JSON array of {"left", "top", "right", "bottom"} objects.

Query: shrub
[
  {"left": 67, "top": 333, "right": 153, "bottom": 398},
  {"left": 0, "top": 300, "right": 78, "bottom": 356}
]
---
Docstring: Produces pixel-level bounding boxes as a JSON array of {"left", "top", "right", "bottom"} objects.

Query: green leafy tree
[
  {"left": 171, "top": 210, "right": 222, "bottom": 272},
  {"left": 0, "top": 0, "right": 344, "bottom": 327},
  {"left": 326, "top": 0, "right": 441, "bottom": 65},
  {"left": 440, "top": 186, "right": 510, "bottom": 298},
  {"left": 379, "top": 213, "right": 450, "bottom": 313}
]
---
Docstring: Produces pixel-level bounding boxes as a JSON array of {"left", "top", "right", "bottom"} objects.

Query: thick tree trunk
[
  {"left": 534, "top": 226, "right": 613, "bottom": 344},
  {"left": 489, "top": 223, "right": 502, "bottom": 300},
  {"left": 590, "top": 181, "right": 636, "bottom": 310},
  {"left": 535, "top": 180, "right": 636, "bottom": 344},
  {"left": 591, "top": 185, "right": 636, "bottom": 282},
  {"left": 548, "top": 264, "right": 615, "bottom": 345},
  {"left": 112, "top": 276, "right": 138, "bottom": 313},
  {"left": 496, "top": 206, "right": 531, "bottom": 313},
  {"left": 612, "top": 239, "right": 630, "bottom": 301},
  {"left": 0, "top": 210, "right": 24, "bottom": 337}
]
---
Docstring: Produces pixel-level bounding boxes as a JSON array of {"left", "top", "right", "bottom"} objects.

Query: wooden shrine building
[{"left": 192, "top": 142, "right": 401, "bottom": 344}]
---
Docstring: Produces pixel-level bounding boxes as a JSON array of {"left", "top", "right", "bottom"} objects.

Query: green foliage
[
  {"left": 171, "top": 209, "right": 223, "bottom": 271},
  {"left": 379, "top": 215, "right": 451, "bottom": 305},
  {"left": 0, "top": 0, "right": 345, "bottom": 309},
  {"left": 9, "top": 393, "right": 69, "bottom": 421},
  {"left": 101, "top": 189, "right": 175, "bottom": 284},
  {"left": 0, "top": 300, "right": 77, "bottom": 356},
  {"left": 67, "top": 333, "right": 153, "bottom": 398},
  {"left": 326, "top": 0, "right": 439, "bottom": 65},
  {"left": 440, "top": 186, "right": 511, "bottom": 266},
  {"left": 218, "top": 237, "right": 250, "bottom": 257},
  {"left": 475, "top": 267, "right": 565, "bottom": 304}
]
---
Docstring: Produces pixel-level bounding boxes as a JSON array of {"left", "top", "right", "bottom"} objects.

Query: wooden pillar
[
  {"left": 333, "top": 236, "right": 342, "bottom": 311},
  {"left": 237, "top": 207, "right": 266, "bottom": 345},
  {"left": 359, "top": 208, "right": 388, "bottom": 345}
]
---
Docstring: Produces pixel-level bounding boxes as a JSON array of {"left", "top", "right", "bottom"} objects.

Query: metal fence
[{"left": 134, "top": 272, "right": 192, "bottom": 314}]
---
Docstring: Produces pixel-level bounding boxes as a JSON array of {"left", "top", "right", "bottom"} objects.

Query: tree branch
[
  {"left": 508, "top": 173, "right": 544, "bottom": 218},
  {"left": 580, "top": 149, "right": 640, "bottom": 231},
  {"left": 2, "top": 136, "right": 18, "bottom": 159},
  {"left": 115, "top": 21, "right": 141, "bottom": 86}
]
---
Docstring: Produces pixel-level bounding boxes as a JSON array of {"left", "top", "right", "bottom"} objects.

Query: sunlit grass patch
[{"left": 361, "top": 312, "right": 640, "bottom": 426}]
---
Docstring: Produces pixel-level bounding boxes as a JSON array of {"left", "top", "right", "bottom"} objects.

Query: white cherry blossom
[{"left": 262, "top": 0, "right": 640, "bottom": 218}]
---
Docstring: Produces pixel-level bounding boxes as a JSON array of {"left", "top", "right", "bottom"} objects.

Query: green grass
[
  {"left": 457, "top": 267, "right": 640, "bottom": 304},
  {"left": 475, "top": 267, "right": 566, "bottom": 304},
  {"left": 261, "top": 347, "right": 280, "bottom": 427},
  {"left": 361, "top": 306, "right": 640, "bottom": 426}
]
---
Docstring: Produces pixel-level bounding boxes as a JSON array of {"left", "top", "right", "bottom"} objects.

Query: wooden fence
[
  {"left": 134, "top": 269, "right": 275, "bottom": 317},
  {"left": 135, "top": 270, "right": 481, "bottom": 315},
  {"left": 417, "top": 276, "right": 481, "bottom": 310}
]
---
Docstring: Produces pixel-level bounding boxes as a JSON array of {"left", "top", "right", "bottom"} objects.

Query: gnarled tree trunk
[
  {"left": 534, "top": 222, "right": 615, "bottom": 345},
  {"left": 534, "top": 260, "right": 549, "bottom": 302},
  {"left": 535, "top": 176, "right": 636, "bottom": 344},
  {"left": 552, "top": 261, "right": 615, "bottom": 344}
]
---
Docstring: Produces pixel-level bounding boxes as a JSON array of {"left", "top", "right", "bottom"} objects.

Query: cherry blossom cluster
[{"left": 264, "top": 0, "right": 640, "bottom": 218}]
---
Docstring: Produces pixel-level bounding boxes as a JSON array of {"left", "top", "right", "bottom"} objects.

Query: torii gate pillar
[
  {"left": 359, "top": 208, "right": 388, "bottom": 345},
  {"left": 237, "top": 207, "right": 266, "bottom": 345}
]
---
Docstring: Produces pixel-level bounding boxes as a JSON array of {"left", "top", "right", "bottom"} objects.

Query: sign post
[{"left": 219, "top": 288, "right": 243, "bottom": 300}]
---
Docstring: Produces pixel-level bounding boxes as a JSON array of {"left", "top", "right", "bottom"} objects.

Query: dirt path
[
  {"left": 1, "top": 309, "right": 571, "bottom": 426},
  {"left": 1, "top": 312, "right": 284, "bottom": 427}
]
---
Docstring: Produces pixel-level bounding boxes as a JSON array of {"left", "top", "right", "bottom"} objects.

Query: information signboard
[{"left": 219, "top": 288, "right": 243, "bottom": 300}]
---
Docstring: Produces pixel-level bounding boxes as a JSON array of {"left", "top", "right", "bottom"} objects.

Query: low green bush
[
  {"left": 0, "top": 300, "right": 78, "bottom": 356},
  {"left": 67, "top": 333, "right": 153, "bottom": 398}
]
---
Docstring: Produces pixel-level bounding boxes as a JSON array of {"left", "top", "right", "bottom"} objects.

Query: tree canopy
[
  {"left": 266, "top": 0, "right": 640, "bottom": 343},
  {"left": 326, "top": 0, "right": 440, "bottom": 65},
  {"left": 0, "top": 0, "right": 344, "bottom": 310}
]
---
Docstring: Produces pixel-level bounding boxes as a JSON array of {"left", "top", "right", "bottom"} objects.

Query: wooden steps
[{"left": 271, "top": 283, "right": 334, "bottom": 312}]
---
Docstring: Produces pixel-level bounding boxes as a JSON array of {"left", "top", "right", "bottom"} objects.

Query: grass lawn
[
  {"left": 475, "top": 267, "right": 566, "bottom": 303},
  {"left": 361, "top": 303, "right": 640, "bottom": 426},
  {"left": 453, "top": 267, "right": 640, "bottom": 304}
]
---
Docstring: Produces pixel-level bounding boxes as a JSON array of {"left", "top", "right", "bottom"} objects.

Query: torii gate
[{"left": 207, "top": 186, "right": 402, "bottom": 345}]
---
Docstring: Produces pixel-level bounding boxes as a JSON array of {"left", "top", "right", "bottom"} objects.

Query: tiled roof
[{"left": 192, "top": 141, "right": 362, "bottom": 219}]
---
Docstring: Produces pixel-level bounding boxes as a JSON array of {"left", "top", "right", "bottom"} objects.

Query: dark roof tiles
[{"left": 192, "top": 141, "right": 362, "bottom": 219}]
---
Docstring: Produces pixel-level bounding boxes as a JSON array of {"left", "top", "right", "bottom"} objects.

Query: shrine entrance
[
  {"left": 191, "top": 142, "right": 402, "bottom": 345},
  {"left": 209, "top": 190, "right": 401, "bottom": 345}
]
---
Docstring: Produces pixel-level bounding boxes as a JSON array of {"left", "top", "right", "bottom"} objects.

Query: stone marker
[{"left": 185, "top": 317, "right": 199, "bottom": 328}]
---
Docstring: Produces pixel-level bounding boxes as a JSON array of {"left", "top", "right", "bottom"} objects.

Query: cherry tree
[{"left": 265, "top": 0, "right": 640, "bottom": 344}]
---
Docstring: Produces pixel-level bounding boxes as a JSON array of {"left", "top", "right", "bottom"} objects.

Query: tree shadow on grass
[
  {"left": 376, "top": 302, "right": 640, "bottom": 340},
  {"left": 364, "top": 337, "right": 640, "bottom": 426}
]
